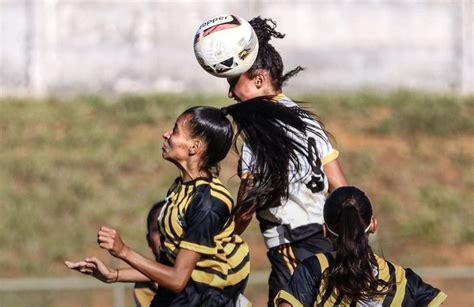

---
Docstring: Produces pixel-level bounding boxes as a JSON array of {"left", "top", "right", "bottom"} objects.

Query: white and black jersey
[{"left": 239, "top": 94, "right": 340, "bottom": 249}]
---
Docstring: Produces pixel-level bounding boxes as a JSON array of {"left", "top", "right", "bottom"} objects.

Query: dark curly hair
[{"left": 249, "top": 16, "right": 304, "bottom": 90}]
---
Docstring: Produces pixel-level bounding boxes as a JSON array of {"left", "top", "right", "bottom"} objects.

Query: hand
[
  {"left": 97, "top": 226, "right": 128, "bottom": 259},
  {"left": 64, "top": 256, "right": 117, "bottom": 283}
]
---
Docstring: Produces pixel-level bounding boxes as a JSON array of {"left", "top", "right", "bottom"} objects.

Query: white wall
[{"left": 1, "top": 0, "right": 473, "bottom": 96}]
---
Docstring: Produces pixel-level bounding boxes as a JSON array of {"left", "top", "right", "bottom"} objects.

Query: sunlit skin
[
  {"left": 65, "top": 116, "right": 212, "bottom": 293},
  {"left": 227, "top": 70, "right": 280, "bottom": 102},
  {"left": 228, "top": 70, "right": 348, "bottom": 235}
]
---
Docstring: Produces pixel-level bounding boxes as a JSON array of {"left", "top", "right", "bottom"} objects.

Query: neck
[{"left": 179, "top": 164, "right": 209, "bottom": 183}]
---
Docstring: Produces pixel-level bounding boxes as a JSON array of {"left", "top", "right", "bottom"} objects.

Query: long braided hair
[{"left": 249, "top": 16, "right": 304, "bottom": 90}]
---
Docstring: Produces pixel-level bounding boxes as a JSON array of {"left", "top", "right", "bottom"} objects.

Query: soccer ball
[{"left": 193, "top": 14, "right": 259, "bottom": 78}]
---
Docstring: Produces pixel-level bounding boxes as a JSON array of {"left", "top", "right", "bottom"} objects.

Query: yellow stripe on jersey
[
  {"left": 274, "top": 290, "right": 304, "bottom": 307},
  {"left": 210, "top": 190, "right": 233, "bottom": 212},
  {"left": 190, "top": 261, "right": 250, "bottom": 289},
  {"left": 315, "top": 253, "right": 337, "bottom": 307},
  {"left": 315, "top": 253, "right": 330, "bottom": 272},
  {"left": 159, "top": 176, "right": 249, "bottom": 290},
  {"left": 428, "top": 291, "right": 448, "bottom": 307},
  {"left": 280, "top": 245, "right": 295, "bottom": 274},
  {"left": 180, "top": 240, "right": 217, "bottom": 255},
  {"left": 391, "top": 265, "right": 407, "bottom": 306},
  {"left": 376, "top": 255, "right": 391, "bottom": 283},
  {"left": 272, "top": 93, "right": 287, "bottom": 102},
  {"left": 288, "top": 245, "right": 298, "bottom": 271},
  {"left": 322, "top": 149, "right": 339, "bottom": 165},
  {"left": 240, "top": 171, "right": 253, "bottom": 180}
]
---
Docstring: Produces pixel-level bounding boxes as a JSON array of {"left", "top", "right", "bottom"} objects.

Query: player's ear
[
  {"left": 188, "top": 139, "right": 202, "bottom": 155},
  {"left": 323, "top": 224, "right": 328, "bottom": 238},
  {"left": 370, "top": 217, "right": 378, "bottom": 234},
  {"left": 254, "top": 71, "right": 265, "bottom": 89}
]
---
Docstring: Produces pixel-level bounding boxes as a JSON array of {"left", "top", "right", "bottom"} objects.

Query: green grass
[{"left": 0, "top": 90, "right": 473, "bottom": 277}]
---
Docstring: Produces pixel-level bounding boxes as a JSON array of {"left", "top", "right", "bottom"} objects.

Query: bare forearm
[
  {"left": 118, "top": 246, "right": 197, "bottom": 293},
  {"left": 115, "top": 267, "right": 152, "bottom": 283}
]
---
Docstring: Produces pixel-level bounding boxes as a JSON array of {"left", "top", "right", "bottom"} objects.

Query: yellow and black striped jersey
[
  {"left": 133, "top": 281, "right": 157, "bottom": 307},
  {"left": 158, "top": 176, "right": 250, "bottom": 290},
  {"left": 274, "top": 252, "right": 447, "bottom": 307}
]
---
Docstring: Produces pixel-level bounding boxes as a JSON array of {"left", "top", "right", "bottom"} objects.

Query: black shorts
[
  {"left": 151, "top": 277, "right": 248, "bottom": 307},
  {"left": 266, "top": 230, "right": 332, "bottom": 307}
]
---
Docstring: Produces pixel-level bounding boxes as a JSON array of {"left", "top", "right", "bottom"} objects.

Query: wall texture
[{"left": 1, "top": 0, "right": 473, "bottom": 96}]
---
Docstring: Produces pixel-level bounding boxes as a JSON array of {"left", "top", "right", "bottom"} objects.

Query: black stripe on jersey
[
  {"left": 210, "top": 187, "right": 233, "bottom": 207},
  {"left": 166, "top": 204, "right": 181, "bottom": 242},
  {"left": 228, "top": 253, "right": 250, "bottom": 275},
  {"left": 174, "top": 185, "right": 191, "bottom": 217},
  {"left": 382, "top": 261, "right": 397, "bottom": 306},
  {"left": 320, "top": 284, "right": 334, "bottom": 306},
  {"left": 200, "top": 254, "right": 227, "bottom": 264},
  {"left": 222, "top": 236, "right": 237, "bottom": 246},
  {"left": 194, "top": 252, "right": 250, "bottom": 280},
  {"left": 333, "top": 293, "right": 344, "bottom": 306},
  {"left": 194, "top": 266, "right": 227, "bottom": 280},
  {"left": 211, "top": 178, "right": 226, "bottom": 189},
  {"left": 176, "top": 185, "right": 192, "bottom": 216},
  {"left": 227, "top": 243, "right": 240, "bottom": 259}
]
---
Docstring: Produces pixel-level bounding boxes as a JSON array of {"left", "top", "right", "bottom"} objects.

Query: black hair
[
  {"left": 249, "top": 16, "right": 304, "bottom": 90},
  {"left": 323, "top": 186, "right": 395, "bottom": 302},
  {"left": 225, "top": 97, "right": 322, "bottom": 216},
  {"left": 180, "top": 106, "right": 234, "bottom": 176},
  {"left": 180, "top": 99, "right": 322, "bottom": 216}
]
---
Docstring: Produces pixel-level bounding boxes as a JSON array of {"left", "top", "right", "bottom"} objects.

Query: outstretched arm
[
  {"left": 97, "top": 226, "right": 200, "bottom": 293},
  {"left": 64, "top": 256, "right": 151, "bottom": 283}
]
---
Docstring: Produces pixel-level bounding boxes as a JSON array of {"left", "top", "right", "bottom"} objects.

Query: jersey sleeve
[
  {"left": 405, "top": 268, "right": 447, "bottom": 306},
  {"left": 239, "top": 143, "right": 255, "bottom": 179},
  {"left": 307, "top": 119, "right": 339, "bottom": 166},
  {"left": 179, "top": 186, "right": 230, "bottom": 255},
  {"left": 274, "top": 256, "right": 322, "bottom": 307}
]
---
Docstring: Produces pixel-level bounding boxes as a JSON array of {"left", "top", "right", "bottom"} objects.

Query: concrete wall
[{"left": 1, "top": 0, "right": 473, "bottom": 96}]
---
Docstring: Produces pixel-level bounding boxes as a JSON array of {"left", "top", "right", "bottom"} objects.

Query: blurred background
[{"left": 1, "top": 0, "right": 473, "bottom": 306}]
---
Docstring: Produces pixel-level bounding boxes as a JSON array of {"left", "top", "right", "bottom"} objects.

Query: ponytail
[
  {"left": 225, "top": 97, "right": 317, "bottom": 216},
  {"left": 324, "top": 187, "right": 394, "bottom": 302}
]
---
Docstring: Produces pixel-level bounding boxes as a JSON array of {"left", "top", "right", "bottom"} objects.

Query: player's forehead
[{"left": 227, "top": 75, "right": 240, "bottom": 88}]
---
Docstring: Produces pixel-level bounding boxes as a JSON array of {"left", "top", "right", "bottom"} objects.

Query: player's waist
[{"left": 259, "top": 222, "right": 325, "bottom": 249}]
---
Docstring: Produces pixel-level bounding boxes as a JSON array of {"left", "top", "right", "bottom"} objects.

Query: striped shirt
[
  {"left": 158, "top": 176, "right": 250, "bottom": 290},
  {"left": 274, "top": 252, "right": 447, "bottom": 307}
]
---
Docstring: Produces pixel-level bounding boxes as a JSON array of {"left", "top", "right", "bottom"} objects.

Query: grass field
[{"left": 1, "top": 90, "right": 473, "bottom": 305}]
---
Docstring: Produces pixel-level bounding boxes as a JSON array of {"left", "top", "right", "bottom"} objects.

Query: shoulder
[
  {"left": 301, "top": 252, "right": 334, "bottom": 276},
  {"left": 192, "top": 177, "right": 233, "bottom": 213},
  {"left": 275, "top": 93, "right": 297, "bottom": 107}
]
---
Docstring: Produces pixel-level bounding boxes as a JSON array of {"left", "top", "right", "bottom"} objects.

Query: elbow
[{"left": 168, "top": 276, "right": 189, "bottom": 294}]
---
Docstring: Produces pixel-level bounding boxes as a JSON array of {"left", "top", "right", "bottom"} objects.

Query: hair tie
[{"left": 221, "top": 107, "right": 228, "bottom": 116}]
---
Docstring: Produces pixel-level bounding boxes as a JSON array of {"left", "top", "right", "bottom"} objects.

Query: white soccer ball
[{"left": 193, "top": 14, "right": 259, "bottom": 78}]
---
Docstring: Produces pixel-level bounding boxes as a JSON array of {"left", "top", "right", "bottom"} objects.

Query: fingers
[
  {"left": 85, "top": 256, "right": 103, "bottom": 267},
  {"left": 97, "top": 226, "right": 118, "bottom": 249},
  {"left": 64, "top": 260, "right": 97, "bottom": 275},
  {"left": 97, "top": 226, "right": 116, "bottom": 237}
]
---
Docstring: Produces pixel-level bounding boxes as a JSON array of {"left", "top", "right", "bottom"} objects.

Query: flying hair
[{"left": 225, "top": 97, "right": 323, "bottom": 216}]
